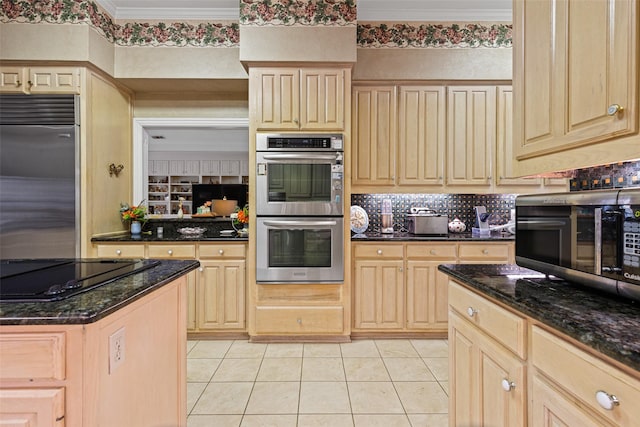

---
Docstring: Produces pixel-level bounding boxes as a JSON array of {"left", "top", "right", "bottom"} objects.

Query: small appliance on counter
[
  {"left": 407, "top": 207, "right": 448, "bottom": 235},
  {"left": 381, "top": 199, "right": 394, "bottom": 234},
  {"left": 472, "top": 206, "right": 491, "bottom": 236}
]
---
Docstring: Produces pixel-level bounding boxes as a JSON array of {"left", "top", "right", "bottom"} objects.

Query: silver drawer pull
[
  {"left": 501, "top": 379, "right": 515, "bottom": 392},
  {"left": 430, "top": 250, "right": 437, "bottom": 255},
  {"left": 467, "top": 307, "right": 477, "bottom": 317},
  {"left": 377, "top": 249, "right": 383, "bottom": 255},
  {"left": 595, "top": 390, "right": 620, "bottom": 410},
  {"left": 482, "top": 249, "right": 489, "bottom": 254},
  {"left": 116, "top": 250, "right": 122, "bottom": 255},
  {"left": 198, "top": 267, "right": 203, "bottom": 272},
  {"left": 219, "top": 249, "right": 224, "bottom": 255},
  {"left": 167, "top": 250, "right": 173, "bottom": 255}
]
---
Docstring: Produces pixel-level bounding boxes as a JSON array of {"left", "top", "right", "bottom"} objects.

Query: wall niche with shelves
[{"left": 147, "top": 151, "right": 248, "bottom": 215}]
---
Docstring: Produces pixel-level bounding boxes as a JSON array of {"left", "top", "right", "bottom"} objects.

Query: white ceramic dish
[
  {"left": 350, "top": 205, "right": 369, "bottom": 234},
  {"left": 219, "top": 229, "right": 235, "bottom": 236}
]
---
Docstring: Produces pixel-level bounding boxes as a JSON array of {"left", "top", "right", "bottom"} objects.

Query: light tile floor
[{"left": 187, "top": 339, "right": 449, "bottom": 427}]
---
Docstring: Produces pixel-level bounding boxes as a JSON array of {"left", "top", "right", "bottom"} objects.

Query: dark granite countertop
[
  {"left": 0, "top": 259, "right": 200, "bottom": 326},
  {"left": 351, "top": 231, "right": 514, "bottom": 242},
  {"left": 92, "top": 233, "right": 248, "bottom": 243},
  {"left": 438, "top": 263, "right": 640, "bottom": 372}
]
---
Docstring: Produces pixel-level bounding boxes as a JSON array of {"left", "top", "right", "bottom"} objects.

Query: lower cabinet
[
  {"left": 93, "top": 242, "right": 247, "bottom": 335},
  {"left": 0, "top": 277, "right": 187, "bottom": 427},
  {"left": 352, "top": 241, "right": 514, "bottom": 334},
  {"left": 449, "top": 309, "right": 526, "bottom": 427},
  {"left": 448, "top": 278, "right": 640, "bottom": 427}
]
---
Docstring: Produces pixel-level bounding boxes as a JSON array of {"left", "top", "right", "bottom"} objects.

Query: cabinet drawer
[
  {"left": 532, "top": 326, "right": 640, "bottom": 425},
  {"left": 406, "top": 243, "right": 457, "bottom": 260},
  {"left": 255, "top": 306, "right": 344, "bottom": 334},
  {"left": 458, "top": 243, "right": 512, "bottom": 261},
  {"left": 449, "top": 281, "right": 526, "bottom": 358},
  {"left": 199, "top": 244, "right": 246, "bottom": 259},
  {"left": 95, "top": 244, "right": 145, "bottom": 258},
  {"left": 0, "top": 388, "right": 65, "bottom": 424},
  {"left": 0, "top": 333, "right": 65, "bottom": 380},
  {"left": 147, "top": 244, "right": 196, "bottom": 259},
  {"left": 353, "top": 244, "right": 404, "bottom": 259}
]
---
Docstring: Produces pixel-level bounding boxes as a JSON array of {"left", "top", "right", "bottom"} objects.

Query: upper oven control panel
[{"left": 256, "top": 133, "right": 343, "bottom": 151}]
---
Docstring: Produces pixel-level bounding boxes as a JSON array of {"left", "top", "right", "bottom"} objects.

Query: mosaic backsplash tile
[
  {"left": 351, "top": 193, "right": 516, "bottom": 233},
  {"left": 570, "top": 160, "right": 640, "bottom": 191}
]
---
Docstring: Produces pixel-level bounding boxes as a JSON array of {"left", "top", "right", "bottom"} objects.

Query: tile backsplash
[
  {"left": 570, "top": 160, "right": 640, "bottom": 191},
  {"left": 351, "top": 193, "right": 516, "bottom": 233}
]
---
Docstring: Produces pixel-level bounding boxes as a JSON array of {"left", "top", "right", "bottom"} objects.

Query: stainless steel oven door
[
  {"left": 256, "top": 217, "right": 344, "bottom": 283},
  {"left": 256, "top": 152, "right": 343, "bottom": 216}
]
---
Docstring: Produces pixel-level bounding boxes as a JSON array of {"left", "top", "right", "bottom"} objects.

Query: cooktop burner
[{"left": 0, "top": 259, "right": 161, "bottom": 302}]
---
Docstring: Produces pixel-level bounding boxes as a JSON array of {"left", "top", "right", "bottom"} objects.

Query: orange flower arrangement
[
  {"left": 234, "top": 204, "right": 249, "bottom": 226},
  {"left": 120, "top": 201, "right": 147, "bottom": 222}
]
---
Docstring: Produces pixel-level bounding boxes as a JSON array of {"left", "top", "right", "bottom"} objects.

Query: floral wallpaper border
[
  {"left": 1, "top": 0, "right": 240, "bottom": 47},
  {"left": 239, "top": 0, "right": 356, "bottom": 27},
  {"left": 1, "top": 1, "right": 512, "bottom": 48},
  {"left": 358, "top": 22, "right": 512, "bottom": 48}
]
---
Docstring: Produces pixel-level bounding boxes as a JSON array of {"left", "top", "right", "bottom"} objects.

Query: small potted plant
[
  {"left": 232, "top": 204, "right": 249, "bottom": 235},
  {"left": 120, "top": 201, "right": 148, "bottom": 235}
]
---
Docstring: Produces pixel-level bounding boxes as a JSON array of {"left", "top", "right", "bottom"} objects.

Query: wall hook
[{"left": 109, "top": 163, "right": 124, "bottom": 177}]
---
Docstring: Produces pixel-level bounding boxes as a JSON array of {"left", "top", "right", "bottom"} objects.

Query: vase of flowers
[
  {"left": 120, "top": 201, "right": 148, "bottom": 235},
  {"left": 232, "top": 204, "right": 249, "bottom": 235}
]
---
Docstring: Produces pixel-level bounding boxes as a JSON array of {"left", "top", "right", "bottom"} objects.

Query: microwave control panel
[{"left": 622, "top": 205, "right": 640, "bottom": 279}]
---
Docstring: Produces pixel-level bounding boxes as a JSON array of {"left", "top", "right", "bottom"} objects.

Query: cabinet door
[
  {"left": 28, "top": 67, "right": 81, "bottom": 94},
  {"left": 0, "top": 388, "right": 65, "bottom": 427},
  {"left": 220, "top": 160, "right": 240, "bottom": 176},
  {"left": 531, "top": 373, "right": 608, "bottom": 427},
  {"left": 352, "top": 86, "right": 397, "bottom": 187},
  {"left": 447, "top": 86, "right": 495, "bottom": 186},
  {"left": 197, "top": 260, "right": 246, "bottom": 330},
  {"left": 0, "top": 67, "right": 25, "bottom": 92},
  {"left": 184, "top": 160, "right": 200, "bottom": 175},
  {"left": 255, "top": 68, "right": 300, "bottom": 130},
  {"left": 496, "top": 86, "right": 541, "bottom": 186},
  {"left": 397, "top": 86, "right": 446, "bottom": 186},
  {"left": 187, "top": 270, "right": 197, "bottom": 331},
  {"left": 200, "top": 160, "right": 220, "bottom": 175},
  {"left": 406, "top": 260, "right": 449, "bottom": 330},
  {"left": 169, "top": 160, "right": 186, "bottom": 175},
  {"left": 449, "top": 311, "right": 526, "bottom": 427},
  {"left": 513, "top": 0, "right": 638, "bottom": 159},
  {"left": 300, "top": 68, "right": 345, "bottom": 130},
  {"left": 149, "top": 160, "right": 169, "bottom": 175},
  {"left": 353, "top": 259, "right": 404, "bottom": 329}
]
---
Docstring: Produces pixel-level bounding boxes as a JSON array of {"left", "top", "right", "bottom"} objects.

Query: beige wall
[{"left": 133, "top": 95, "right": 248, "bottom": 119}]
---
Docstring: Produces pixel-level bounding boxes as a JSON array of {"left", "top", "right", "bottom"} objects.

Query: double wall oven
[{"left": 255, "top": 133, "right": 344, "bottom": 283}]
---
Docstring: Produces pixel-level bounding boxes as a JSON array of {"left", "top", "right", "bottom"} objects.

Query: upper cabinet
[
  {"left": 252, "top": 67, "right": 347, "bottom": 131},
  {"left": 0, "top": 66, "right": 81, "bottom": 94},
  {"left": 512, "top": 0, "right": 639, "bottom": 175},
  {"left": 351, "top": 83, "right": 566, "bottom": 193},
  {"left": 446, "top": 86, "right": 496, "bottom": 187}
]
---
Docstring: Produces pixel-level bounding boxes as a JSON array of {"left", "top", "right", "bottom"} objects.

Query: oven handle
[
  {"left": 517, "top": 219, "right": 568, "bottom": 227},
  {"left": 261, "top": 153, "right": 338, "bottom": 161},
  {"left": 263, "top": 220, "right": 338, "bottom": 228}
]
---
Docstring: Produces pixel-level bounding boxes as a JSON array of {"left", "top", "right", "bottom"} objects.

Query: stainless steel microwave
[
  {"left": 515, "top": 189, "right": 640, "bottom": 302},
  {"left": 255, "top": 133, "right": 344, "bottom": 216}
]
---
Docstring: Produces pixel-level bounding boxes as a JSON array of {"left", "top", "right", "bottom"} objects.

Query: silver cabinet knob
[
  {"left": 115, "top": 249, "right": 122, "bottom": 255},
  {"left": 167, "top": 249, "right": 173, "bottom": 255},
  {"left": 467, "top": 307, "right": 477, "bottom": 317},
  {"left": 482, "top": 249, "right": 489, "bottom": 254},
  {"left": 297, "top": 318, "right": 302, "bottom": 324},
  {"left": 198, "top": 267, "right": 204, "bottom": 272},
  {"left": 607, "top": 104, "right": 623, "bottom": 116},
  {"left": 219, "top": 249, "right": 224, "bottom": 255},
  {"left": 501, "top": 379, "right": 515, "bottom": 392},
  {"left": 377, "top": 249, "right": 383, "bottom": 255},
  {"left": 430, "top": 250, "right": 437, "bottom": 255},
  {"left": 595, "top": 390, "right": 620, "bottom": 410}
]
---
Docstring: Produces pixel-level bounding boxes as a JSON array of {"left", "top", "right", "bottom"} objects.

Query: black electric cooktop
[{"left": 0, "top": 259, "right": 161, "bottom": 302}]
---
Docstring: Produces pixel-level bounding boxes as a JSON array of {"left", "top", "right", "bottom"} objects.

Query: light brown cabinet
[
  {"left": 351, "top": 83, "right": 567, "bottom": 192},
  {"left": 446, "top": 86, "right": 496, "bottom": 187},
  {"left": 93, "top": 242, "right": 247, "bottom": 335},
  {"left": 0, "top": 66, "right": 81, "bottom": 94},
  {"left": 512, "top": 0, "right": 639, "bottom": 175},
  {"left": 253, "top": 67, "right": 346, "bottom": 131},
  {"left": 448, "top": 277, "right": 640, "bottom": 427},
  {"left": 0, "top": 277, "right": 187, "bottom": 427},
  {"left": 531, "top": 325, "right": 640, "bottom": 427},
  {"left": 352, "top": 241, "right": 513, "bottom": 334}
]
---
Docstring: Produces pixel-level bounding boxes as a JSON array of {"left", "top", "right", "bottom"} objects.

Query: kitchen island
[
  {"left": 439, "top": 263, "right": 639, "bottom": 426},
  {"left": 0, "top": 259, "right": 199, "bottom": 427}
]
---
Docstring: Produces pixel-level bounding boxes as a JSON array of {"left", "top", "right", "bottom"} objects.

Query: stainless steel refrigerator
[{"left": 0, "top": 94, "right": 80, "bottom": 259}]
